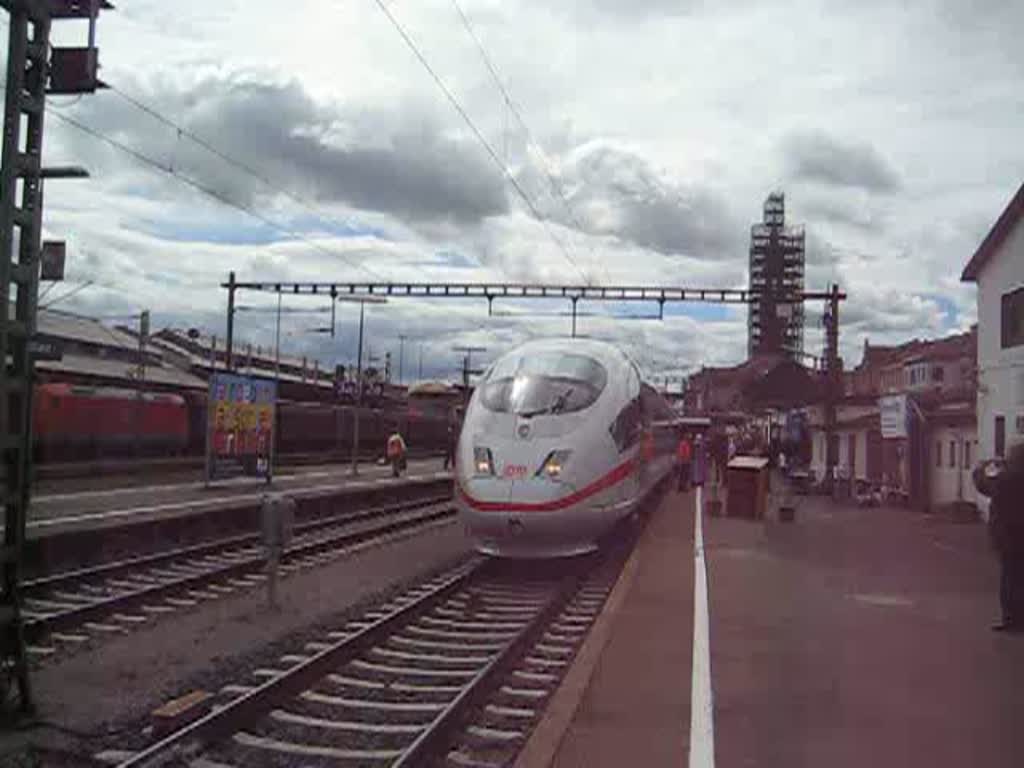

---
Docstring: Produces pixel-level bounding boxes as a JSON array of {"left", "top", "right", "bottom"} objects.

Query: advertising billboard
[
  {"left": 879, "top": 395, "right": 908, "bottom": 439},
  {"left": 206, "top": 373, "right": 276, "bottom": 481}
]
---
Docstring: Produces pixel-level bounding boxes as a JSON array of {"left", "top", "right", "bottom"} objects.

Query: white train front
[{"left": 454, "top": 338, "right": 678, "bottom": 558}]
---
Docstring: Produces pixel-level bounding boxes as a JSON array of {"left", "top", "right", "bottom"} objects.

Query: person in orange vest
[
  {"left": 677, "top": 432, "right": 693, "bottom": 492},
  {"left": 386, "top": 430, "right": 407, "bottom": 477}
]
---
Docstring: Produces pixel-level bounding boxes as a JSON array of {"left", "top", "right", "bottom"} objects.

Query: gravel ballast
[{"left": 0, "top": 519, "right": 471, "bottom": 763}]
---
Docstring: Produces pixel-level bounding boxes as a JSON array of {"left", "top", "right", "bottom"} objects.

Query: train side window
[
  {"left": 609, "top": 397, "right": 641, "bottom": 452},
  {"left": 639, "top": 384, "right": 660, "bottom": 424}
]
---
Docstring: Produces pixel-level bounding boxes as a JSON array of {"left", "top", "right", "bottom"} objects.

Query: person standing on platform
[
  {"left": 677, "top": 432, "right": 693, "bottom": 492},
  {"left": 387, "top": 429, "right": 407, "bottom": 477},
  {"left": 691, "top": 434, "right": 707, "bottom": 488},
  {"left": 976, "top": 443, "right": 1024, "bottom": 632},
  {"left": 443, "top": 408, "right": 460, "bottom": 471}
]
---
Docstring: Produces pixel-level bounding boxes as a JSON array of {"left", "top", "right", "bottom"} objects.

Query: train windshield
[{"left": 479, "top": 352, "right": 607, "bottom": 415}]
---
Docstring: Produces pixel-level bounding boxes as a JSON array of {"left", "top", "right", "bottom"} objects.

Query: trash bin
[{"left": 726, "top": 456, "right": 770, "bottom": 520}]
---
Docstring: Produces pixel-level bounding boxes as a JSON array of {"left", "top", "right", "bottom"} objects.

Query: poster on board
[{"left": 206, "top": 372, "right": 277, "bottom": 481}]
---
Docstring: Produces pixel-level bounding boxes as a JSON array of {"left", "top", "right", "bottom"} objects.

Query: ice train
[{"left": 454, "top": 338, "right": 679, "bottom": 558}]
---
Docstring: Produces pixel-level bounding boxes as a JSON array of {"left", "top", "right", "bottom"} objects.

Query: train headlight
[
  {"left": 537, "top": 450, "right": 572, "bottom": 480},
  {"left": 474, "top": 447, "right": 495, "bottom": 476}
]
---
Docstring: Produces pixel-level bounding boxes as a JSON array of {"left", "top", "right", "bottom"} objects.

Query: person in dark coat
[
  {"left": 443, "top": 409, "right": 461, "bottom": 471},
  {"left": 677, "top": 433, "right": 693, "bottom": 492},
  {"left": 975, "top": 443, "right": 1024, "bottom": 632}
]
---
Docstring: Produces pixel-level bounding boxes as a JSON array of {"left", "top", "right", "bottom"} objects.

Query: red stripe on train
[{"left": 457, "top": 457, "right": 637, "bottom": 513}]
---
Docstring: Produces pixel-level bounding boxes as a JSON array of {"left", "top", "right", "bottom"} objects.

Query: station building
[
  {"left": 34, "top": 309, "right": 204, "bottom": 392},
  {"left": 961, "top": 181, "right": 1024, "bottom": 517}
]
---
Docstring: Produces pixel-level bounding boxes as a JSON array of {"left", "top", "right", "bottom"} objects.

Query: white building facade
[{"left": 962, "top": 182, "right": 1024, "bottom": 518}]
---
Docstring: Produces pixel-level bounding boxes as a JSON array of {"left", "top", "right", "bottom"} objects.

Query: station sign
[
  {"left": 206, "top": 372, "right": 277, "bottom": 482},
  {"left": 879, "top": 395, "right": 908, "bottom": 439}
]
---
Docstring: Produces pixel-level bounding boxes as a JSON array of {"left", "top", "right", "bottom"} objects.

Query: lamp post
[{"left": 334, "top": 296, "right": 388, "bottom": 475}]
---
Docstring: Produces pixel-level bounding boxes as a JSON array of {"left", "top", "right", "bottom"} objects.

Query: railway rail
[
  {"left": 109, "top": 537, "right": 633, "bottom": 768},
  {"left": 21, "top": 494, "right": 456, "bottom": 657}
]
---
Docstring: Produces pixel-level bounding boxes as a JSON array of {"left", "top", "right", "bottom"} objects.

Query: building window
[
  {"left": 932, "top": 366, "right": 944, "bottom": 382},
  {"left": 964, "top": 440, "right": 971, "bottom": 469},
  {"left": 949, "top": 439, "right": 956, "bottom": 468},
  {"left": 935, "top": 440, "right": 942, "bottom": 468},
  {"left": 1002, "top": 287, "right": 1024, "bottom": 349},
  {"left": 996, "top": 416, "right": 1006, "bottom": 458}
]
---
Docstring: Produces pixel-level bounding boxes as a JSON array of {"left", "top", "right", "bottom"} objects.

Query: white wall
[
  {"left": 929, "top": 425, "right": 979, "bottom": 508},
  {"left": 835, "top": 429, "right": 868, "bottom": 481},
  {"left": 809, "top": 426, "right": 869, "bottom": 482},
  {"left": 975, "top": 213, "right": 1024, "bottom": 517}
]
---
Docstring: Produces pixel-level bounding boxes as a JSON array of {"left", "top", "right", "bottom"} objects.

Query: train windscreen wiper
[{"left": 519, "top": 387, "right": 574, "bottom": 418}]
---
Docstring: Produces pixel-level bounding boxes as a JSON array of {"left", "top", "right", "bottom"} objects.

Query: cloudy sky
[{"left": 27, "top": 0, "right": 1024, "bottom": 382}]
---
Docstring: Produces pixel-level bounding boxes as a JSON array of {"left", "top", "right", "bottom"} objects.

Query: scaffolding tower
[{"left": 748, "top": 191, "right": 805, "bottom": 360}]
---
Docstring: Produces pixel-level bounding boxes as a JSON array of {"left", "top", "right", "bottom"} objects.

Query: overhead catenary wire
[
  {"left": 369, "top": 0, "right": 593, "bottom": 286},
  {"left": 48, "top": 110, "right": 388, "bottom": 281},
  {"left": 37, "top": 280, "right": 60, "bottom": 302},
  {"left": 448, "top": 0, "right": 611, "bottom": 284},
  {"left": 39, "top": 279, "right": 94, "bottom": 310},
  {"left": 6, "top": 76, "right": 380, "bottom": 284},
  {"left": 103, "top": 84, "right": 388, "bottom": 283}
]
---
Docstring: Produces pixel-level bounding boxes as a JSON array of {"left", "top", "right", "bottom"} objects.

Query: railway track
[
  {"left": 21, "top": 494, "right": 455, "bottom": 658},
  {"left": 109, "top": 541, "right": 631, "bottom": 768}
]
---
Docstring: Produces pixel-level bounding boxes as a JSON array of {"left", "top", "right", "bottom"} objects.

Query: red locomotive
[{"left": 33, "top": 382, "right": 189, "bottom": 460}]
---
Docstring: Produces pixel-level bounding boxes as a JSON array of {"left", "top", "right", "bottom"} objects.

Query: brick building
[{"left": 806, "top": 329, "right": 977, "bottom": 513}]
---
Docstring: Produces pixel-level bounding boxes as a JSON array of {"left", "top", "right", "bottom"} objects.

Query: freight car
[{"left": 33, "top": 382, "right": 450, "bottom": 462}]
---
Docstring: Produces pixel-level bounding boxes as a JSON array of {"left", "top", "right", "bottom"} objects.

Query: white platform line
[
  {"left": 27, "top": 469, "right": 436, "bottom": 530},
  {"left": 689, "top": 485, "right": 715, "bottom": 768}
]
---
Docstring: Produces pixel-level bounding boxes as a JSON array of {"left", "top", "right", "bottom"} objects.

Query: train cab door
[{"left": 637, "top": 383, "right": 659, "bottom": 493}]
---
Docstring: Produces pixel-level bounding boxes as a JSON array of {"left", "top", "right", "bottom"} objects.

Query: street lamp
[{"left": 335, "top": 295, "right": 388, "bottom": 475}]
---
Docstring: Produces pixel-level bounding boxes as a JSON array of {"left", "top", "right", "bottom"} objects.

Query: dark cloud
[
  {"left": 63, "top": 75, "right": 509, "bottom": 226},
  {"left": 520, "top": 143, "right": 742, "bottom": 261},
  {"left": 782, "top": 132, "right": 901, "bottom": 193}
]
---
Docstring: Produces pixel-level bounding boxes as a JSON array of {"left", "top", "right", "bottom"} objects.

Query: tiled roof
[
  {"left": 35, "top": 353, "right": 206, "bottom": 389},
  {"left": 155, "top": 328, "right": 322, "bottom": 372},
  {"left": 37, "top": 309, "right": 146, "bottom": 354},
  {"left": 897, "top": 331, "right": 975, "bottom": 364},
  {"left": 962, "top": 181, "right": 1024, "bottom": 282},
  {"left": 857, "top": 330, "right": 975, "bottom": 371}
]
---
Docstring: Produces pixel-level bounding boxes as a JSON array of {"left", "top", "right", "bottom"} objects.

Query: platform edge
[{"left": 511, "top": 505, "right": 654, "bottom": 768}]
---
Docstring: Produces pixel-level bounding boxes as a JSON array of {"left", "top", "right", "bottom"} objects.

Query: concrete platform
[
  {"left": 516, "top": 487, "right": 697, "bottom": 768},
  {"left": 24, "top": 458, "right": 450, "bottom": 537},
  {"left": 519, "top": 488, "right": 1024, "bottom": 768},
  {"left": 707, "top": 496, "right": 1024, "bottom": 768}
]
